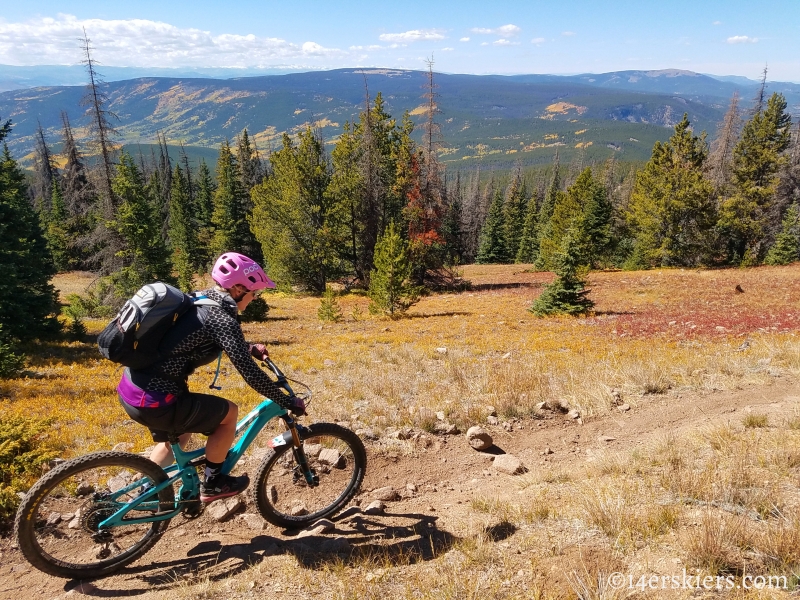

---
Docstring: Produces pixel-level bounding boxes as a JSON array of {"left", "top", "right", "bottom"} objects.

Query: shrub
[
  {"left": 318, "top": 286, "right": 343, "bottom": 322},
  {"left": 0, "top": 416, "right": 59, "bottom": 521},
  {"left": 240, "top": 297, "right": 270, "bottom": 322},
  {"left": 0, "top": 325, "right": 25, "bottom": 379}
]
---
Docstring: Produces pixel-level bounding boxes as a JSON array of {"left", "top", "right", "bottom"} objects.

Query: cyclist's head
[{"left": 211, "top": 252, "right": 275, "bottom": 292}]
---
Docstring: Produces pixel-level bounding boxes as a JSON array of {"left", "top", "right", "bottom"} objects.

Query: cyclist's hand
[
  {"left": 287, "top": 395, "right": 306, "bottom": 416},
  {"left": 250, "top": 343, "right": 269, "bottom": 361}
]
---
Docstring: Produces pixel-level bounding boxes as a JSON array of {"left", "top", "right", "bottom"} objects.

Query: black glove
[{"left": 287, "top": 395, "right": 306, "bottom": 416}]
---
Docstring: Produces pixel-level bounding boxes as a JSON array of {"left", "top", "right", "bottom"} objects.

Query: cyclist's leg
[
  {"left": 149, "top": 433, "right": 192, "bottom": 467},
  {"left": 205, "top": 401, "right": 238, "bottom": 463}
]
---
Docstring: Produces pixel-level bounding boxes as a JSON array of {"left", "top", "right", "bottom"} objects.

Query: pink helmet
[{"left": 211, "top": 252, "right": 276, "bottom": 291}]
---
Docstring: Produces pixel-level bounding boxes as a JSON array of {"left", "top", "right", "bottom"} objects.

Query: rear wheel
[
  {"left": 14, "top": 451, "right": 174, "bottom": 579},
  {"left": 252, "top": 423, "right": 366, "bottom": 529}
]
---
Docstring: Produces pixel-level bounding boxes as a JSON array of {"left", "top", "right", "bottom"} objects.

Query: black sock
[{"left": 204, "top": 460, "right": 223, "bottom": 484}]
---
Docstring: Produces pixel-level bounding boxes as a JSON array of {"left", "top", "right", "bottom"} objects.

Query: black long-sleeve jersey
[{"left": 127, "top": 288, "right": 290, "bottom": 407}]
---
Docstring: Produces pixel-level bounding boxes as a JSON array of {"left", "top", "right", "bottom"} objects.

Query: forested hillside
[{"left": 1, "top": 68, "right": 736, "bottom": 168}]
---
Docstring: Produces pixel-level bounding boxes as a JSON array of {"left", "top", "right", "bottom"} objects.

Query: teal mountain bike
[{"left": 14, "top": 360, "right": 367, "bottom": 579}]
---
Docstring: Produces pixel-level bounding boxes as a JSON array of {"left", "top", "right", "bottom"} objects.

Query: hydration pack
[{"left": 98, "top": 282, "right": 219, "bottom": 370}]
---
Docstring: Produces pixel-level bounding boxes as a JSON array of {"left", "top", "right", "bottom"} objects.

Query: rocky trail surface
[{"left": 2, "top": 379, "right": 798, "bottom": 599}]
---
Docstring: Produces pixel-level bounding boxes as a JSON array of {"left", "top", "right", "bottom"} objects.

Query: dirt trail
[{"left": 2, "top": 378, "right": 798, "bottom": 599}]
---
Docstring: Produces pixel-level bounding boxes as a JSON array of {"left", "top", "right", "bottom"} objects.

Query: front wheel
[
  {"left": 252, "top": 423, "right": 366, "bottom": 529},
  {"left": 14, "top": 451, "right": 174, "bottom": 579}
]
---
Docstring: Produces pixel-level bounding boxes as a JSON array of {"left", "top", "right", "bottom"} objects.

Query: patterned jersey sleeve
[{"left": 204, "top": 307, "right": 291, "bottom": 407}]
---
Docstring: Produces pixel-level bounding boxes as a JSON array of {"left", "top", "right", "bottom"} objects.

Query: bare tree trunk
[
  {"left": 81, "top": 28, "right": 118, "bottom": 216},
  {"left": 709, "top": 92, "right": 742, "bottom": 193},
  {"left": 33, "top": 122, "right": 56, "bottom": 211},
  {"left": 751, "top": 65, "right": 768, "bottom": 116}
]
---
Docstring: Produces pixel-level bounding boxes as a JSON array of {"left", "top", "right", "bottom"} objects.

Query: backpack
[{"left": 98, "top": 282, "right": 220, "bottom": 370}]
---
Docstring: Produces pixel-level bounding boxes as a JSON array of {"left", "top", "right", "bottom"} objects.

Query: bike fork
[{"left": 284, "top": 417, "right": 319, "bottom": 487}]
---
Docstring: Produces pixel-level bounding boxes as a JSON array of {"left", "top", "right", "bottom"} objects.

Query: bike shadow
[{"left": 65, "top": 511, "right": 464, "bottom": 595}]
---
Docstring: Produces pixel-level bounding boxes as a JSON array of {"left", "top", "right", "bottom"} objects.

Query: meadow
[
  {"left": 3, "top": 264, "right": 800, "bottom": 599},
  {"left": 3, "top": 264, "right": 799, "bottom": 456}
]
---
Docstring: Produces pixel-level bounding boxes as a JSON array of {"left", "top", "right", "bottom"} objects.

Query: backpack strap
[{"left": 192, "top": 294, "right": 221, "bottom": 307}]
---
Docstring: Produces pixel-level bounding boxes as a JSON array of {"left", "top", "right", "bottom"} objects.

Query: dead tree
[
  {"left": 709, "top": 91, "right": 742, "bottom": 193},
  {"left": 80, "top": 28, "right": 118, "bottom": 215},
  {"left": 32, "top": 122, "right": 57, "bottom": 211}
]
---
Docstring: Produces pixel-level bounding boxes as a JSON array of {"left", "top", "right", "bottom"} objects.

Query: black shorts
[{"left": 119, "top": 392, "right": 230, "bottom": 443}]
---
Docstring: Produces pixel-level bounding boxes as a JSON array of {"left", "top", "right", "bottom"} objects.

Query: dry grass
[{"left": 5, "top": 265, "right": 800, "bottom": 597}]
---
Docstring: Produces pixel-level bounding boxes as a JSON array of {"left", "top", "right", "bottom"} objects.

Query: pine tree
[
  {"left": 476, "top": 188, "right": 509, "bottom": 263},
  {"left": 368, "top": 222, "right": 419, "bottom": 317},
  {"left": 516, "top": 187, "right": 540, "bottom": 264},
  {"left": 168, "top": 164, "right": 198, "bottom": 291},
  {"left": 441, "top": 172, "right": 465, "bottom": 266},
  {"left": 764, "top": 203, "right": 800, "bottom": 265},
  {"left": 503, "top": 167, "right": 527, "bottom": 260},
  {"left": 537, "top": 168, "right": 590, "bottom": 271},
  {"left": 709, "top": 92, "right": 742, "bottom": 193},
  {"left": 318, "top": 286, "right": 343, "bottom": 322},
  {"left": 529, "top": 231, "right": 593, "bottom": 317},
  {"left": 210, "top": 141, "right": 249, "bottom": 257},
  {"left": 194, "top": 158, "right": 215, "bottom": 266},
  {"left": 0, "top": 120, "right": 60, "bottom": 344},
  {"left": 251, "top": 129, "right": 344, "bottom": 293},
  {"left": 578, "top": 168, "right": 614, "bottom": 268},
  {"left": 58, "top": 111, "right": 95, "bottom": 269},
  {"left": 107, "top": 151, "right": 173, "bottom": 298},
  {"left": 43, "top": 181, "right": 70, "bottom": 272},
  {"left": 719, "top": 93, "right": 792, "bottom": 264},
  {"left": 237, "top": 129, "right": 264, "bottom": 193},
  {"left": 626, "top": 114, "right": 716, "bottom": 268},
  {"left": 533, "top": 154, "right": 562, "bottom": 270}
]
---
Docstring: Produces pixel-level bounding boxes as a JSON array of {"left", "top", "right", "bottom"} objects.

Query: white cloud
[
  {"left": 531, "top": 37, "right": 545, "bottom": 45},
  {"left": 727, "top": 35, "right": 758, "bottom": 44},
  {"left": 493, "top": 39, "right": 518, "bottom": 46},
  {"left": 459, "top": 37, "right": 470, "bottom": 42},
  {"left": 378, "top": 29, "right": 446, "bottom": 43},
  {"left": 0, "top": 14, "right": 344, "bottom": 67},
  {"left": 712, "top": 21, "right": 722, "bottom": 25},
  {"left": 562, "top": 31, "right": 576, "bottom": 36},
  {"left": 349, "top": 44, "right": 384, "bottom": 51},
  {"left": 480, "top": 42, "right": 489, "bottom": 46},
  {"left": 470, "top": 24, "right": 521, "bottom": 37}
]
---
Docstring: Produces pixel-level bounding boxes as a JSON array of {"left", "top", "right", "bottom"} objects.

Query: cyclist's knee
[{"left": 221, "top": 401, "right": 238, "bottom": 424}]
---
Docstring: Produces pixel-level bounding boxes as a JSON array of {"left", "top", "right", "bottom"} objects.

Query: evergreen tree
[
  {"left": 476, "top": 188, "right": 509, "bottom": 264},
  {"left": 626, "top": 114, "right": 716, "bottom": 268},
  {"left": 516, "top": 187, "right": 540, "bottom": 264},
  {"left": 194, "top": 158, "right": 215, "bottom": 266},
  {"left": 530, "top": 231, "right": 593, "bottom": 317},
  {"left": 719, "top": 93, "right": 792, "bottom": 264},
  {"left": 107, "top": 151, "right": 173, "bottom": 298},
  {"left": 0, "top": 121, "right": 60, "bottom": 344},
  {"left": 43, "top": 181, "right": 71, "bottom": 272},
  {"left": 168, "top": 164, "right": 198, "bottom": 291},
  {"left": 237, "top": 129, "right": 264, "bottom": 193},
  {"left": 32, "top": 123, "right": 57, "bottom": 213},
  {"left": 533, "top": 155, "right": 562, "bottom": 270},
  {"left": 368, "top": 222, "right": 419, "bottom": 317},
  {"left": 251, "top": 129, "right": 345, "bottom": 293},
  {"left": 764, "top": 202, "right": 800, "bottom": 265},
  {"left": 578, "top": 168, "right": 614, "bottom": 268},
  {"left": 537, "top": 169, "right": 588, "bottom": 271},
  {"left": 503, "top": 167, "right": 527, "bottom": 260},
  {"left": 59, "top": 112, "right": 95, "bottom": 268},
  {"left": 318, "top": 286, "right": 343, "bottom": 322},
  {"left": 441, "top": 172, "right": 465, "bottom": 266},
  {"left": 210, "top": 141, "right": 250, "bottom": 257}
]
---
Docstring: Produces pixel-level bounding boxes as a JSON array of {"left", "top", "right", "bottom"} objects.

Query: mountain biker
[{"left": 116, "top": 252, "right": 305, "bottom": 502}]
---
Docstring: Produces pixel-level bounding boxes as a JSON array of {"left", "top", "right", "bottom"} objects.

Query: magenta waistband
[{"left": 118, "top": 370, "right": 177, "bottom": 409}]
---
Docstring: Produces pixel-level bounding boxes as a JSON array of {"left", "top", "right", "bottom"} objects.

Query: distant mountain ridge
[{"left": 1, "top": 67, "right": 798, "bottom": 169}]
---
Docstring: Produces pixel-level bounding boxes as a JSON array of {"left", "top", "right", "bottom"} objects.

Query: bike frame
[{"left": 97, "top": 397, "right": 289, "bottom": 529}]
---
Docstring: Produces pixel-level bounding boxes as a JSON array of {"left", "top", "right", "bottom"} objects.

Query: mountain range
[{"left": 1, "top": 67, "right": 798, "bottom": 170}]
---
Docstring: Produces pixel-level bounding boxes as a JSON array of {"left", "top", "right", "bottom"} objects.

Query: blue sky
[{"left": 1, "top": 0, "right": 799, "bottom": 80}]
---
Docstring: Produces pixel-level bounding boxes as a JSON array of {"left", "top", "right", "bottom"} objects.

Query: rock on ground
[
  {"left": 492, "top": 454, "right": 526, "bottom": 475},
  {"left": 465, "top": 426, "right": 493, "bottom": 451},
  {"left": 372, "top": 486, "right": 399, "bottom": 501},
  {"left": 297, "top": 518, "right": 335, "bottom": 538},
  {"left": 207, "top": 497, "right": 245, "bottom": 522},
  {"left": 364, "top": 500, "right": 386, "bottom": 515},
  {"left": 237, "top": 513, "right": 266, "bottom": 531}
]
